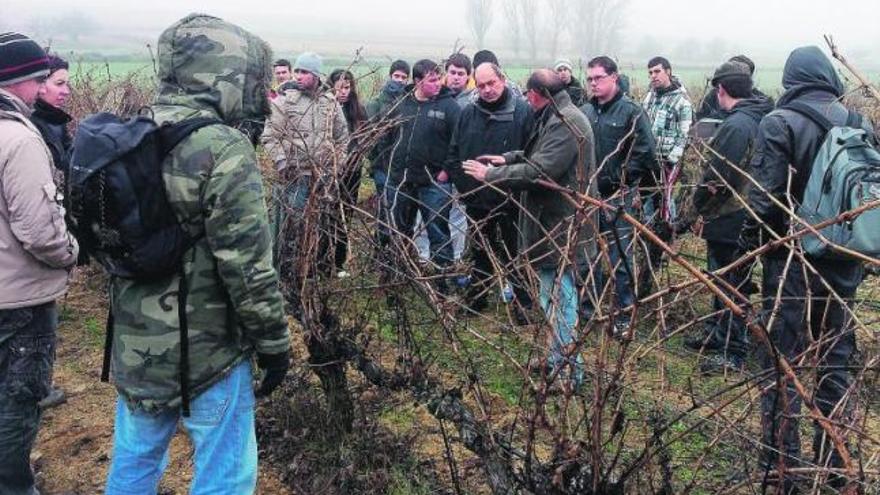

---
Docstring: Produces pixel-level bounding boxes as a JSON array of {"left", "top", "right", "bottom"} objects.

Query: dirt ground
[{"left": 32, "top": 271, "right": 294, "bottom": 495}]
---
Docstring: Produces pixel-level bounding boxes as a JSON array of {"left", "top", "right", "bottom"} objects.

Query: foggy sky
[{"left": 4, "top": 0, "right": 879, "bottom": 67}]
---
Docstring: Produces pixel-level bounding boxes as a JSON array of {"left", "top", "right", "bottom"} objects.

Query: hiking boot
[
  {"left": 38, "top": 386, "right": 67, "bottom": 410},
  {"left": 699, "top": 354, "right": 744, "bottom": 375}
]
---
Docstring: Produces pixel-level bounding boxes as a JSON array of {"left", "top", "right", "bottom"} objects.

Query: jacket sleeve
[
  {"left": 259, "top": 97, "right": 288, "bottom": 170},
  {"left": 445, "top": 111, "right": 468, "bottom": 191},
  {"left": 693, "top": 122, "right": 750, "bottom": 215},
  {"left": 668, "top": 98, "right": 693, "bottom": 164},
  {"left": 203, "top": 135, "right": 289, "bottom": 356},
  {"left": 441, "top": 101, "right": 462, "bottom": 173},
  {"left": 627, "top": 107, "right": 658, "bottom": 186},
  {"left": 487, "top": 118, "right": 577, "bottom": 189},
  {"left": 2, "top": 135, "right": 78, "bottom": 268},
  {"left": 746, "top": 114, "right": 792, "bottom": 237}
]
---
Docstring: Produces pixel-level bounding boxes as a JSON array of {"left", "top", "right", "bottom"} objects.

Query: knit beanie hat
[
  {"left": 711, "top": 61, "right": 752, "bottom": 87},
  {"left": 554, "top": 59, "right": 573, "bottom": 71},
  {"left": 294, "top": 52, "right": 323, "bottom": 77},
  {"left": 0, "top": 33, "right": 50, "bottom": 86}
]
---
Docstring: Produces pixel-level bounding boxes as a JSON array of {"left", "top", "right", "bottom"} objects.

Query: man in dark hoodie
[
  {"left": 377, "top": 59, "right": 461, "bottom": 281},
  {"left": 687, "top": 61, "right": 773, "bottom": 374},
  {"left": 368, "top": 59, "right": 410, "bottom": 198},
  {"left": 447, "top": 62, "right": 535, "bottom": 314},
  {"left": 742, "top": 46, "right": 875, "bottom": 493}
]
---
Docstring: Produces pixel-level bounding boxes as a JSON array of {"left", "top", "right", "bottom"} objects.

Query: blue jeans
[
  {"left": 105, "top": 360, "right": 258, "bottom": 495},
  {"left": 385, "top": 180, "right": 454, "bottom": 267},
  {"left": 596, "top": 196, "right": 635, "bottom": 322},
  {"left": 538, "top": 268, "right": 582, "bottom": 382}
]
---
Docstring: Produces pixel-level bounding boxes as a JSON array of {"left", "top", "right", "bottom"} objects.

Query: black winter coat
[
  {"left": 375, "top": 86, "right": 461, "bottom": 186},
  {"left": 693, "top": 95, "right": 773, "bottom": 244},
  {"left": 446, "top": 89, "right": 535, "bottom": 210},
  {"left": 30, "top": 99, "right": 72, "bottom": 179},
  {"left": 581, "top": 91, "right": 657, "bottom": 197}
]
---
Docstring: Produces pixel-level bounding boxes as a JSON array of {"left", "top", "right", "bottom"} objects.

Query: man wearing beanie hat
[
  {"left": 0, "top": 32, "right": 79, "bottom": 493},
  {"left": 262, "top": 49, "right": 349, "bottom": 317},
  {"left": 696, "top": 54, "right": 772, "bottom": 120},
  {"left": 687, "top": 60, "right": 772, "bottom": 375},
  {"left": 554, "top": 58, "right": 585, "bottom": 106}
]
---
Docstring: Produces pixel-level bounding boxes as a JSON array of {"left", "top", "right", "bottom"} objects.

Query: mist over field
[{"left": 3, "top": 0, "right": 880, "bottom": 84}]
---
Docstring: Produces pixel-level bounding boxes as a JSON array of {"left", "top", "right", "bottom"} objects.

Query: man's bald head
[
  {"left": 526, "top": 69, "right": 565, "bottom": 98},
  {"left": 474, "top": 62, "right": 507, "bottom": 104}
]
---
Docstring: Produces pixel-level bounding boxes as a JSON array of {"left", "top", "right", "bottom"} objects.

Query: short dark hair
[
  {"left": 717, "top": 77, "right": 753, "bottom": 99},
  {"left": 647, "top": 56, "right": 671, "bottom": 71},
  {"left": 412, "top": 59, "right": 440, "bottom": 81},
  {"left": 445, "top": 52, "right": 472, "bottom": 75},
  {"left": 587, "top": 56, "right": 618, "bottom": 75},
  {"left": 473, "top": 49, "right": 499, "bottom": 68},
  {"left": 389, "top": 59, "right": 410, "bottom": 77},
  {"left": 526, "top": 69, "right": 565, "bottom": 97},
  {"left": 728, "top": 54, "right": 756, "bottom": 75},
  {"left": 273, "top": 58, "right": 291, "bottom": 70}
]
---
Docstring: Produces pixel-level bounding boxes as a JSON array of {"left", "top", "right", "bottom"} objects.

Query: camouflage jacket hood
[
  {"left": 154, "top": 13, "right": 272, "bottom": 128},
  {"left": 110, "top": 14, "right": 289, "bottom": 414}
]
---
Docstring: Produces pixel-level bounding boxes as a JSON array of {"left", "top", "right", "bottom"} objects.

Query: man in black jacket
[
  {"left": 377, "top": 59, "right": 461, "bottom": 279},
  {"left": 742, "top": 46, "right": 875, "bottom": 492},
  {"left": 447, "top": 62, "right": 535, "bottom": 313},
  {"left": 688, "top": 61, "right": 773, "bottom": 373},
  {"left": 580, "top": 56, "right": 656, "bottom": 331}
]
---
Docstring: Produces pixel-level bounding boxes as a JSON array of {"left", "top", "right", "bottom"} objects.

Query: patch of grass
[{"left": 83, "top": 316, "right": 104, "bottom": 347}]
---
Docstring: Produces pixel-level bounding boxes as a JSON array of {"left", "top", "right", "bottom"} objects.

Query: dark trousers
[
  {"left": 703, "top": 241, "right": 751, "bottom": 359},
  {"left": 759, "top": 257, "right": 861, "bottom": 477},
  {"left": 466, "top": 206, "right": 531, "bottom": 307},
  {"left": 0, "top": 302, "right": 57, "bottom": 494}
]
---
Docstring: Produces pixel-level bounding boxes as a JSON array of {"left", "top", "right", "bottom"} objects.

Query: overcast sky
[{"left": 4, "top": 0, "right": 879, "bottom": 67}]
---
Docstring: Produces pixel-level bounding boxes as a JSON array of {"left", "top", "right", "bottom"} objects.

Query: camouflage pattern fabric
[{"left": 109, "top": 13, "right": 289, "bottom": 414}]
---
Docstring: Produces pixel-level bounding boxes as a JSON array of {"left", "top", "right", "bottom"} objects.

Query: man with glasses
[{"left": 579, "top": 56, "right": 656, "bottom": 335}]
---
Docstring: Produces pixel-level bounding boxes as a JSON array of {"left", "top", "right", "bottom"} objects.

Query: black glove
[{"left": 255, "top": 350, "right": 290, "bottom": 398}]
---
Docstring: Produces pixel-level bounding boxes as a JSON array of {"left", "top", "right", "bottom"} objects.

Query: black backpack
[
  {"left": 68, "top": 113, "right": 219, "bottom": 415},
  {"left": 68, "top": 113, "right": 219, "bottom": 278}
]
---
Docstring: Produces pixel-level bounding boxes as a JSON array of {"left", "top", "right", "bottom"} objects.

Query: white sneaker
[{"left": 336, "top": 270, "right": 351, "bottom": 279}]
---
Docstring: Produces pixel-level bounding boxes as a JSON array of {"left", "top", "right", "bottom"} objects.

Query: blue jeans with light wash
[
  {"left": 105, "top": 360, "right": 257, "bottom": 495},
  {"left": 538, "top": 268, "right": 582, "bottom": 383}
]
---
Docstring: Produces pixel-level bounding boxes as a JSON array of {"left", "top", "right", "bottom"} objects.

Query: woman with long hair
[{"left": 328, "top": 69, "right": 367, "bottom": 277}]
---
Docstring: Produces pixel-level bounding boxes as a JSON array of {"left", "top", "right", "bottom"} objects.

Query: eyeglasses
[{"left": 586, "top": 74, "right": 610, "bottom": 84}]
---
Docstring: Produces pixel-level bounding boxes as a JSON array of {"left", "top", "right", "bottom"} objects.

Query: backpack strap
[
  {"left": 782, "top": 101, "right": 834, "bottom": 134},
  {"left": 159, "top": 117, "right": 223, "bottom": 155},
  {"left": 177, "top": 263, "right": 192, "bottom": 417}
]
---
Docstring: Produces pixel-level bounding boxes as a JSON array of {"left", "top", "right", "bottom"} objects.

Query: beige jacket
[
  {"left": 0, "top": 88, "right": 78, "bottom": 309},
  {"left": 261, "top": 88, "right": 349, "bottom": 177}
]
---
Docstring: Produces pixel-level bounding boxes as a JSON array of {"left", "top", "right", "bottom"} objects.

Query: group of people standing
[{"left": 0, "top": 11, "right": 874, "bottom": 494}]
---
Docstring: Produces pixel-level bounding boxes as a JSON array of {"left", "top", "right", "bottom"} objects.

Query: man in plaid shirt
[{"left": 641, "top": 56, "right": 693, "bottom": 286}]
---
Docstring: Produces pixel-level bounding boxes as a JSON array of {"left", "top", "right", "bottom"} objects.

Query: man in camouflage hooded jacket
[{"left": 104, "top": 14, "right": 290, "bottom": 494}]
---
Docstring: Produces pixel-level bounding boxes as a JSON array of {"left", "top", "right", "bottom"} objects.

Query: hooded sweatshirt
[
  {"left": 745, "top": 45, "right": 875, "bottom": 270},
  {"left": 109, "top": 13, "right": 289, "bottom": 414},
  {"left": 375, "top": 85, "right": 461, "bottom": 186}
]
